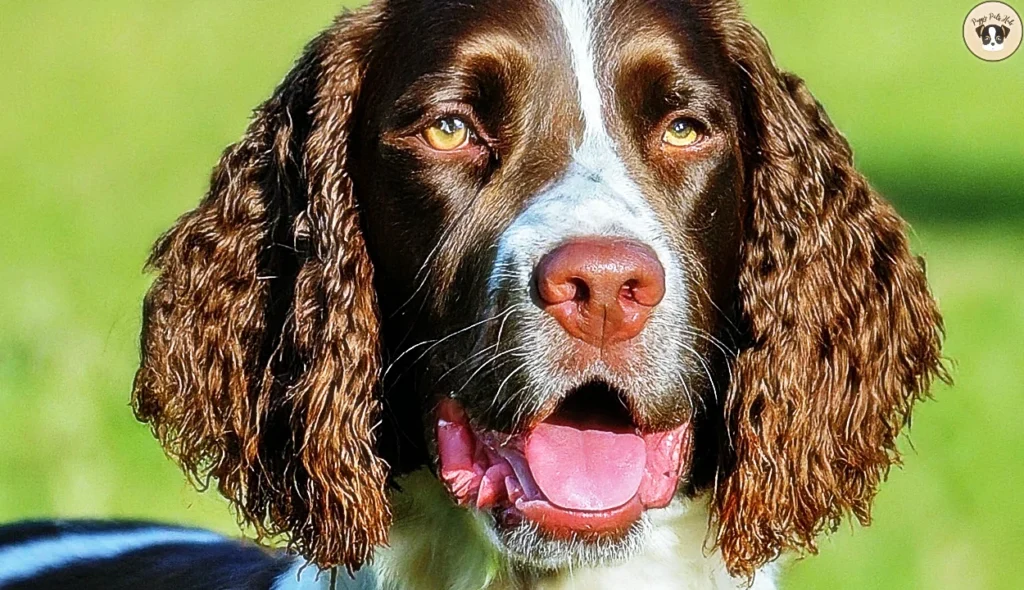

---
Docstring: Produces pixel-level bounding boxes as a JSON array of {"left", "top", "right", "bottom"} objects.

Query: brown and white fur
[{"left": 0, "top": 0, "right": 945, "bottom": 588}]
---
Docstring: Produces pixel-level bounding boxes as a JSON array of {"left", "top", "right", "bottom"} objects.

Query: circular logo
[{"left": 964, "top": 2, "right": 1022, "bottom": 61}]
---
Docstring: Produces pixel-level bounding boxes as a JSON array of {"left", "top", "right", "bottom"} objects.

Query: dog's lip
[
  {"left": 435, "top": 398, "right": 692, "bottom": 538},
  {"left": 502, "top": 495, "right": 644, "bottom": 539}
]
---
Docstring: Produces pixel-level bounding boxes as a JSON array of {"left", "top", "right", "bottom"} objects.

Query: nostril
[
  {"left": 537, "top": 273, "right": 589, "bottom": 306},
  {"left": 569, "top": 277, "right": 590, "bottom": 302},
  {"left": 626, "top": 270, "right": 666, "bottom": 308},
  {"left": 620, "top": 280, "right": 639, "bottom": 303}
]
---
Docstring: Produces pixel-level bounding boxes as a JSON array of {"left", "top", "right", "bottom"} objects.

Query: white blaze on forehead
[
  {"left": 549, "top": 0, "right": 638, "bottom": 177},
  {"left": 547, "top": 0, "right": 666, "bottom": 234},
  {"left": 489, "top": 0, "right": 683, "bottom": 306},
  {"left": 549, "top": 0, "right": 606, "bottom": 150}
]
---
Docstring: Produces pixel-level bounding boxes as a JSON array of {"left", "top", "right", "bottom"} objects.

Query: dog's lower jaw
[{"left": 362, "top": 469, "right": 778, "bottom": 590}]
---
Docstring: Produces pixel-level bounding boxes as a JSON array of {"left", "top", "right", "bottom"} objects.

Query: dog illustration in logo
[{"left": 977, "top": 24, "right": 1011, "bottom": 51}]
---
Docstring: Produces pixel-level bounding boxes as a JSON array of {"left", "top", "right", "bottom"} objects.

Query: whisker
[
  {"left": 489, "top": 361, "right": 530, "bottom": 415},
  {"left": 493, "top": 303, "right": 521, "bottom": 353},
  {"left": 389, "top": 193, "right": 481, "bottom": 319},
  {"left": 680, "top": 341, "right": 718, "bottom": 406},
  {"left": 685, "top": 328, "right": 736, "bottom": 360},
  {"left": 694, "top": 282, "right": 742, "bottom": 336},
  {"left": 383, "top": 306, "right": 518, "bottom": 381},
  {"left": 435, "top": 343, "right": 504, "bottom": 384},
  {"left": 455, "top": 346, "right": 525, "bottom": 396}
]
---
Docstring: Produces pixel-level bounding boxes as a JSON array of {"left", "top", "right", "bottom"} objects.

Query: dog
[
  {"left": 977, "top": 24, "right": 1011, "bottom": 51},
  {"left": 0, "top": 0, "right": 945, "bottom": 588}
]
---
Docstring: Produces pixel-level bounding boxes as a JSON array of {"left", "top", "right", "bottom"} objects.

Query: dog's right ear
[
  {"left": 709, "top": 4, "right": 945, "bottom": 579},
  {"left": 132, "top": 5, "right": 389, "bottom": 570},
  {"left": 977, "top": 24, "right": 987, "bottom": 37},
  {"left": 1001, "top": 24, "right": 1011, "bottom": 37}
]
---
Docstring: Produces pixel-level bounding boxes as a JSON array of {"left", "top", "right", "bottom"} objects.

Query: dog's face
[
  {"left": 132, "top": 0, "right": 945, "bottom": 580},
  {"left": 349, "top": 0, "right": 741, "bottom": 567},
  {"left": 977, "top": 24, "right": 1010, "bottom": 51}
]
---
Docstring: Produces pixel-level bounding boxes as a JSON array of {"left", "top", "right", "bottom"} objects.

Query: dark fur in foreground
[{"left": 0, "top": 521, "right": 293, "bottom": 590}]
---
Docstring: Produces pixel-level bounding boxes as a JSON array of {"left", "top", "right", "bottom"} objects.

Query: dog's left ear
[
  {"left": 708, "top": 9, "right": 947, "bottom": 579},
  {"left": 1001, "top": 24, "right": 1011, "bottom": 37},
  {"left": 977, "top": 24, "right": 987, "bottom": 37},
  {"left": 132, "top": 5, "right": 389, "bottom": 570}
]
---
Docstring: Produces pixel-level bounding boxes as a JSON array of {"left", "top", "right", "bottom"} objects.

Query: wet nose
[{"left": 535, "top": 238, "right": 666, "bottom": 347}]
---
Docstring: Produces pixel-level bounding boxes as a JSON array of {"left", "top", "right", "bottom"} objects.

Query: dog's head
[
  {"left": 977, "top": 24, "right": 1010, "bottom": 51},
  {"left": 133, "top": 0, "right": 945, "bottom": 578}
]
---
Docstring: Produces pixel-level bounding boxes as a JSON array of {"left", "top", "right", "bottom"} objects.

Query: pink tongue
[{"left": 525, "top": 423, "right": 646, "bottom": 511}]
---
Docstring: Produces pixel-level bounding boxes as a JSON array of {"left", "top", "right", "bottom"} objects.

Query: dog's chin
[
  {"left": 983, "top": 43, "right": 1004, "bottom": 51},
  {"left": 491, "top": 509, "right": 651, "bottom": 570}
]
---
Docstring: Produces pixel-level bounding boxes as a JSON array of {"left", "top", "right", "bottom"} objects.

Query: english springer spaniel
[{"left": 0, "top": 0, "right": 946, "bottom": 588}]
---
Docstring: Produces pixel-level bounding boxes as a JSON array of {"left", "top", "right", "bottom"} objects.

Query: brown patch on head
[{"left": 341, "top": 0, "right": 592, "bottom": 474}]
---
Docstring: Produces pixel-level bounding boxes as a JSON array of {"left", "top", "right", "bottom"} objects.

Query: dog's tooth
[
  {"left": 477, "top": 464, "right": 511, "bottom": 508},
  {"left": 506, "top": 476, "right": 525, "bottom": 505},
  {"left": 437, "top": 419, "right": 476, "bottom": 472}
]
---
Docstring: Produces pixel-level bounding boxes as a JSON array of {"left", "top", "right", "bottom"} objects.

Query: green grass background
[{"left": 1, "top": 1, "right": 1021, "bottom": 587}]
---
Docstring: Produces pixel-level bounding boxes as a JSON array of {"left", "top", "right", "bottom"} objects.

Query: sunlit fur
[
  {"left": 705, "top": 6, "right": 947, "bottom": 576},
  {"left": 132, "top": 7, "right": 391, "bottom": 569}
]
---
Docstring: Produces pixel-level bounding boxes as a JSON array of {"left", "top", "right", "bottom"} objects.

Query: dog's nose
[{"left": 535, "top": 238, "right": 665, "bottom": 346}]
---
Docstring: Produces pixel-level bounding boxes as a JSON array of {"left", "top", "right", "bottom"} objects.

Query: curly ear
[
  {"left": 132, "top": 6, "right": 388, "bottom": 570},
  {"left": 711, "top": 20, "right": 947, "bottom": 578}
]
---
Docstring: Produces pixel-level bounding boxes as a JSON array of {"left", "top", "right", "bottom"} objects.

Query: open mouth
[{"left": 436, "top": 382, "right": 692, "bottom": 539}]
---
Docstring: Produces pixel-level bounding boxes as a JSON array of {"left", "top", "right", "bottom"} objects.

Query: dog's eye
[
  {"left": 424, "top": 116, "right": 471, "bottom": 151},
  {"left": 662, "top": 118, "right": 702, "bottom": 147}
]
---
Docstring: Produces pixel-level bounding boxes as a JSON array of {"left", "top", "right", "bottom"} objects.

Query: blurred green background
[{"left": 0, "top": 1, "right": 1021, "bottom": 588}]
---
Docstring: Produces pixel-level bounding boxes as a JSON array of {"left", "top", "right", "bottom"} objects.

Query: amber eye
[
  {"left": 424, "top": 116, "right": 471, "bottom": 151},
  {"left": 662, "top": 118, "right": 702, "bottom": 147}
]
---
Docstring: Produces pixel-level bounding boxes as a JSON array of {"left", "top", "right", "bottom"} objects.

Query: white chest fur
[{"left": 340, "top": 470, "right": 776, "bottom": 590}]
